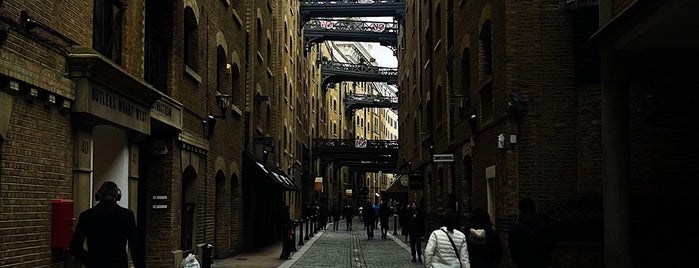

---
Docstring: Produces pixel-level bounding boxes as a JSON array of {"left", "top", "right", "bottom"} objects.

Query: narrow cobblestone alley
[{"left": 282, "top": 218, "right": 425, "bottom": 268}]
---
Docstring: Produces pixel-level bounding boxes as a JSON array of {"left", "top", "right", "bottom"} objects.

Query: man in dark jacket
[
  {"left": 362, "top": 200, "right": 376, "bottom": 239},
  {"left": 379, "top": 201, "right": 391, "bottom": 239},
  {"left": 407, "top": 202, "right": 424, "bottom": 262},
  {"left": 508, "top": 198, "right": 554, "bottom": 268},
  {"left": 343, "top": 204, "right": 354, "bottom": 230},
  {"left": 70, "top": 181, "right": 144, "bottom": 268}
]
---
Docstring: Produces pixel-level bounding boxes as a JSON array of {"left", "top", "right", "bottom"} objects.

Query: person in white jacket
[{"left": 424, "top": 213, "right": 471, "bottom": 268}]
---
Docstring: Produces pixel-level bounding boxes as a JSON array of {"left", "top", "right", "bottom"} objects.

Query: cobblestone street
[{"left": 282, "top": 218, "right": 425, "bottom": 268}]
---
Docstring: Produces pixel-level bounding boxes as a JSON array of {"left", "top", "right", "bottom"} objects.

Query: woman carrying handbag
[{"left": 424, "top": 213, "right": 471, "bottom": 268}]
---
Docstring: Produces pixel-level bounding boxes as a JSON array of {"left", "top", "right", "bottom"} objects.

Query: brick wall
[
  {"left": 0, "top": 0, "right": 80, "bottom": 266},
  {"left": 0, "top": 97, "right": 73, "bottom": 267}
]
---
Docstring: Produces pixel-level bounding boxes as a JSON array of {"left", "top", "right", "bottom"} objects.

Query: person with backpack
[
  {"left": 466, "top": 208, "right": 502, "bottom": 268},
  {"left": 424, "top": 213, "right": 471, "bottom": 267},
  {"left": 508, "top": 198, "right": 554, "bottom": 268}
]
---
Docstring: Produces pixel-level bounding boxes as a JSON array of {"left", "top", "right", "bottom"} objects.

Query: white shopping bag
[{"left": 181, "top": 253, "right": 201, "bottom": 268}]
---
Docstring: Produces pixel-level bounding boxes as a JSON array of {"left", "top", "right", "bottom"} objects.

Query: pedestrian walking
[
  {"left": 332, "top": 203, "right": 341, "bottom": 230},
  {"left": 372, "top": 202, "right": 380, "bottom": 230},
  {"left": 466, "top": 208, "right": 502, "bottom": 268},
  {"left": 344, "top": 204, "right": 354, "bottom": 230},
  {"left": 363, "top": 200, "right": 376, "bottom": 239},
  {"left": 424, "top": 213, "right": 471, "bottom": 267},
  {"left": 379, "top": 201, "right": 391, "bottom": 239},
  {"left": 406, "top": 202, "right": 424, "bottom": 262},
  {"left": 70, "top": 181, "right": 145, "bottom": 268},
  {"left": 508, "top": 198, "right": 554, "bottom": 268},
  {"left": 398, "top": 203, "right": 408, "bottom": 241},
  {"left": 279, "top": 205, "right": 293, "bottom": 259},
  {"left": 318, "top": 202, "right": 328, "bottom": 230}
]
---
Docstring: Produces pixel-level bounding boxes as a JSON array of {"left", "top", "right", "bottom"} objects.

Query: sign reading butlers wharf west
[{"left": 73, "top": 79, "right": 151, "bottom": 134}]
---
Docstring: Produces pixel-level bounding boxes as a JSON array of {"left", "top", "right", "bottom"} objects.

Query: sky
[
  {"left": 370, "top": 44, "right": 398, "bottom": 68},
  {"left": 366, "top": 17, "right": 398, "bottom": 68}
]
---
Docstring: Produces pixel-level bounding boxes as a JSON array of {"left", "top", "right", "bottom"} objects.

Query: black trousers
[
  {"left": 346, "top": 217, "right": 352, "bottom": 230},
  {"left": 409, "top": 234, "right": 422, "bottom": 259},
  {"left": 333, "top": 218, "right": 340, "bottom": 230},
  {"left": 365, "top": 221, "right": 374, "bottom": 238}
]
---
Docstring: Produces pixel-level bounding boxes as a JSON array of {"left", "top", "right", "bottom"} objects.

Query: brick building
[
  {"left": 398, "top": 0, "right": 604, "bottom": 266},
  {"left": 0, "top": 0, "right": 277, "bottom": 266}
]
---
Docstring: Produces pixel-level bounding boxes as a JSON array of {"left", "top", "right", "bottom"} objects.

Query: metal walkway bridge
[
  {"left": 299, "top": 0, "right": 406, "bottom": 26},
  {"left": 304, "top": 19, "right": 398, "bottom": 54},
  {"left": 312, "top": 139, "right": 399, "bottom": 173},
  {"left": 344, "top": 93, "right": 399, "bottom": 117},
  {"left": 321, "top": 61, "right": 398, "bottom": 89}
]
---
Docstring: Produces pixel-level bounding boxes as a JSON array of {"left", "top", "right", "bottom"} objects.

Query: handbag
[{"left": 441, "top": 229, "right": 463, "bottom": 267}]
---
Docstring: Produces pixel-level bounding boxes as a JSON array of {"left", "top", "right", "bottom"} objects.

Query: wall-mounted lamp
[
  {"left": 211, "top": 92, "right": 232, "bottom": 119},
  {"left": 20, "top": 11, "right": 39, "bottom": 31},
  {"left": 468, "top": 113, "right": 478, "bottom": 136},
  {"left": 202, "top": 115, "right": 216, "bottom": 140}
]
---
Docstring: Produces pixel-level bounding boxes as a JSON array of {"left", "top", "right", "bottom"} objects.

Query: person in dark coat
[
  {"left": 70, "top": 181, "right": 144, "bottom": 268},
  {"left": 362, "top": 200, "right": 376, "bottom": 239},
  {"left": 343, "top": 204, "right": 354, "bottom": 230},
  {"left": 379, "top": 201, "right": 391, "bottom": 239},
  {"left": 398, "top": 203, "right": 409, "bottom": 241},
  {"left": 467, "top": 208, "right": 503, "bottom": 268},
  {"left": 332, "top": 203, "right": 341, "bottom": 230},
  {"left": 508, "top": 198, "right": 554, "bottom": 268},
  {"left": 407, "top": 201, "right": 424, "bottom": 262},
  {"left": 279, "top": 205, "right": 293, "bottom": 259},
  {"left": 318, "top": 202, "right": 329, "bottom": 230}
]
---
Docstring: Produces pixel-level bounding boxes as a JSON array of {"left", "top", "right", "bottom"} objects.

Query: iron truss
[
  {"left": 312, "top": 139, "right": 399, "bottom": 169},
  {"left": 344, "top": 93, "right": 399, "bottom": 117},
  {"left": 321, "top": 61, "right": 398, "bottom": 89},
  {"left": 304, "top": 19, "right": 398, "bottom": 54},
  {"left": 299, "top": 0, "right": 406, "bottom": 26}
]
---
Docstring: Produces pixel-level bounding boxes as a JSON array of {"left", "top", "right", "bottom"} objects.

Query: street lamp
[
  {"left": 213, "top": 92, "right": 233, "bottom": 119},
  {"left": 203, "top": 92, "right": 233, "bottom": 139}
]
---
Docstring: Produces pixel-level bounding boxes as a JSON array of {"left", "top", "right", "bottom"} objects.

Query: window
[
  {"left": 93, "top": 0, "right": 124, "bottom": 64},
  {"left": 216, "top": 46, "right": 228, "bottom": 94},
  {"left": 184, "top": 7, "right": 199, "bottom": 70},
  {"left": 479, "top": 20, "right": 493, "bottom": 76}
]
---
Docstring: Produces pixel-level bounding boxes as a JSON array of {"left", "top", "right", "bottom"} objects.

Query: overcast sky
[
  {"left": 366, "top": 17, "right": 398, "bottom": 68},
  {"left": 370, "top": 44, "right": 398, "bottom": 68}
]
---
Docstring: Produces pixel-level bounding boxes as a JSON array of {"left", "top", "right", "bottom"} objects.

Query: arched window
[
  {"left": 479, "top": 20, "right": 493, "bottom": 76},
  {"left": 216, "top": 46, "right": 228, "bottom": 94},
  {"left": 184, "top": 7, "right": 199, "bottom": 70}
]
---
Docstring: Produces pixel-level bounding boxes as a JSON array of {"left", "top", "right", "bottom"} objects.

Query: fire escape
[
  {"left": 304, "top": 18, "right": 399, "bottom": 54},
  {"left": 344, "top": 93, "right": 399, "bottom": 119}
]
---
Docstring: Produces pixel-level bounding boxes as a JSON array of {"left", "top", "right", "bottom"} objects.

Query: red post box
[{"left": 51, "top": 199, "right": 74, "bottom": 248}]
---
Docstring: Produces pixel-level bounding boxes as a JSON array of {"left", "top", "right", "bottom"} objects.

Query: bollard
[
  {"left": 305, "top": 217, "right": 310, "bottom": 240},
  {"left": 393, "top": 214, "right": 398, "bottom": 235},
  {"left": 298, "top": 219, "right": 305, "bottom": 246},
  {"left": 201, "top": 243, "right": 214, "bottom": 268},
  {"left": 310, "top": 215, "right": 315, "bottom": 236}
]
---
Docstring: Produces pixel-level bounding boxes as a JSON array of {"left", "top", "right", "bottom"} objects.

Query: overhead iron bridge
[
  {"left": 299, "top": 0, "right": 406, "bottom": 26},
  {"left": 304, "top": 19, "right": 398, "bottom": 53},
  {"left": 321, "top": 61, "right": 398, "bottom": 89},
  {"left": 313, "top": 139, "right": 399, "bottom": 169},
  {"left": 344, "top": 93, "right": 399, "bottom": 117}
]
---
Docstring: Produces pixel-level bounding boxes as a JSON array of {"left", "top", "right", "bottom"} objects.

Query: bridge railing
[
  {"left": 345, "top": 93, "right": 398, "bottom": 104},
  {"left": 305, "top": 19, "right": 399, "bottom": 34},
  {"left": 313, "top": 139, "right": 399, "bottom": 150},
  {"left": 301, "top": 0, "right": 404, "bottom": 6},
  {"left": 322, "top": 61, "right": 398, "bottom": 76}
]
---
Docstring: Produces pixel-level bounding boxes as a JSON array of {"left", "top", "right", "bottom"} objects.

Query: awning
[{"left": 243, "top": 152, "right": 299, "bottom": 191}]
